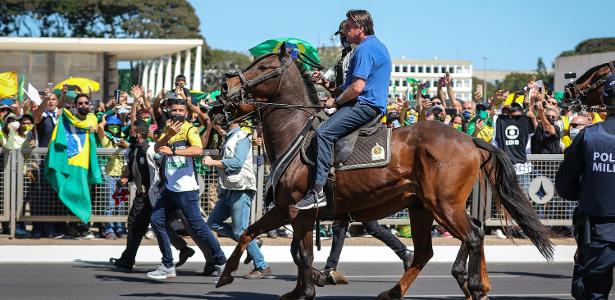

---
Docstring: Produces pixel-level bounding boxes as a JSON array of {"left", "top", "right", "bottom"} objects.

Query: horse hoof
[
  {"left": 329, "top": 270, "right": 349, "bottom": 285},
  {"left": 280, "top": 291, "right": 315, "bottom": 300},
  {"left": 215, "top": 274, "right": 234, "bottom": 288},
  {"left": 376, "top": 287, "right": 402, "bottom": 300}
]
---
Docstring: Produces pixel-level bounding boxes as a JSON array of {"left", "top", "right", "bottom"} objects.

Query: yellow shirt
[
  {"left": 100, "top": 136, "right": 124, "bottom": 177},
  {"left": 158, "top": 121, "right": 202, "bottom": 192}
]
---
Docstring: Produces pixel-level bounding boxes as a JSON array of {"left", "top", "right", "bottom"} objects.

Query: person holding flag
[{"left": 44, "top": 93, "right": 102, "bottom": 223}]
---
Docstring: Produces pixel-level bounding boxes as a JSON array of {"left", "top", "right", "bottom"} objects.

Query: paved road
[{"left": 0, "top": 262, "right": 587, "bottom": 299}]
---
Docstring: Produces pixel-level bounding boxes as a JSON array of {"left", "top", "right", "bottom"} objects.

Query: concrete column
[
  {"left": 141, "top": 63, "right": 149, "bottom": 95},
  {"left": 155, "top": 59, "right": 164, "bottom": 95},
  {"left": 148, "top": 61, "right": 156, "bottom": 95},
  {"left": 174, "top": 52, "right": 182, "bottom": 81},
  {"left": 183, "top": 50, "right": 192, "bottom": 89},
  {"left": 193, "top": 46, "right": 202, "bottom": 91},
  {"left": 164, "top": 57, "right": 172, "bottom": 91}
]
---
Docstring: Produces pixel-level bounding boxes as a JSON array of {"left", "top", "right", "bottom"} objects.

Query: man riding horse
[{"left": 295, "top": 9, "right": 391, "bottom": 210}]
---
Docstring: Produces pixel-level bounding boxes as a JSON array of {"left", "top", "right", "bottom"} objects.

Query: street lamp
[{"left": 482, "top": 56, "right": 488, "bottom": 102}]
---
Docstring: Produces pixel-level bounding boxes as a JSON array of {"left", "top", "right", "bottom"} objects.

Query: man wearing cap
[
  {"left": 467, "top": 102, "right": 494, "bottom": 142},
  {"left": 296, "top": 9, "right": 391, "bottom": 209},
  {"left": 556, "top": 73, "right": 615, "bottom": 300}
]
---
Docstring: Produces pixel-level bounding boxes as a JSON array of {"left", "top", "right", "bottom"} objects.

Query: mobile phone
[
  {"left": 476, "top": 84, "right": 483, "bottom": 93},
  {"left": 114, "top": 89, "right": 121, "bottom": 100},
  {"left": 445, "top": 108, "right": 458, "bottom": 116},
  {"left": 38, "top": 90, "right": 46, "bottom": 96},
  {"left": 172, "top": 114, "right": 184, "bottom": 122},
  {"left": 564, "top": 72, "right": 576, "bottom": 79},
  {"left": 165, "top": 92, "right": 177, "bottom": 100}
]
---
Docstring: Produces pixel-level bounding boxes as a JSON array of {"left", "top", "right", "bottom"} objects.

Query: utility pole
[{"left": 482, "top": 56, "right": 488, "bottom": 102}]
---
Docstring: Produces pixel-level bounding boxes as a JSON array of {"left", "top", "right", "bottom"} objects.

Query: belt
[{"left": 357, "top": 102, "right": 381, "bottom": 114}]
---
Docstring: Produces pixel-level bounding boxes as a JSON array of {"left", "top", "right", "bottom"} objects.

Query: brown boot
[{"left": 243, "top": 267, "right": 272, "bottom": 279}]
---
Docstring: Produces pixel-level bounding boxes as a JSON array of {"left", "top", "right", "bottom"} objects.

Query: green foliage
[
  {"left": 559, "top": 37, "right": 615, "bottom": 57},
  {"left": 0, "top": 0, "right": 201, "bottom": 39},
  {"left": 202, "top": 49, "right": 252, "bottom": 92}
]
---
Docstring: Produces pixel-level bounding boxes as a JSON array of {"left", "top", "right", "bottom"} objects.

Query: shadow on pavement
[{"left": 490, "top": 270, "right": 572, "bottom": 279}]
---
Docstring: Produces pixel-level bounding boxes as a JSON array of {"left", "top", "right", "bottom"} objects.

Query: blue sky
[{"left": 190, "top": 0, "right": 614, "bottom": 71}]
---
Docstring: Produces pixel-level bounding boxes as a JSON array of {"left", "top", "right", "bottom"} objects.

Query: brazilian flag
[{"left": 44, "top": 108, "right": 102, "bottom": 222}]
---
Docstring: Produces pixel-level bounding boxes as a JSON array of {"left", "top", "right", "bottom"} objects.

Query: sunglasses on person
[{"left": 570, "top": 123, "right": 588, "bottom": 128}]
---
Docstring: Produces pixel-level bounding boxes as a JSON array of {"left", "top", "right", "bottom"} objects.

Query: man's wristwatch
[{"left": 334, "top": 97, "right": 342, "bottom": 106}]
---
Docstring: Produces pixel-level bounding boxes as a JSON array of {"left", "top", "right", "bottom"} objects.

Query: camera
[{"left": 564, "top": 72, "right": 576, "bottom": 80}]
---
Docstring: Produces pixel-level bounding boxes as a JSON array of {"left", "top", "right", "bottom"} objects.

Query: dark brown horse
[
  {"left": 564, "top": 60, "right": 615, "bottom": 109},
  {"left": 216, "top": 46, "right": 553, "bottom": 300}
]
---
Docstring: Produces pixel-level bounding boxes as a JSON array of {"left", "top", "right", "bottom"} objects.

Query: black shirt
[
  {"left": 531, "top": 123, "right": 562, "bottom": 154},
  {"left": 495, "top": 115, "right": 534, "bottom": 164}
]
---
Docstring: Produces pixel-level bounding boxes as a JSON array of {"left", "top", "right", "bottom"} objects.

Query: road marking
[{"left": 342, "top": 275, "right": 520, "bottom": 278}]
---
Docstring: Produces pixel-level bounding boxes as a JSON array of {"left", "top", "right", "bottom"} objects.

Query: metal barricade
[
  {"left": 16, "top": 147, "right": 132, "bottom": 222},
  {"left": 485, "top": 154, "right": 573, "bottom": 226},
  {"left": 0, "top": 149, "right": 9, "bottom": 222}
]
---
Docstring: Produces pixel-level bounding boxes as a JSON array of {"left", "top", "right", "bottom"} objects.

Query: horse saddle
[{"left": 301, "top": 114, "right": 392, "bottom": 171}]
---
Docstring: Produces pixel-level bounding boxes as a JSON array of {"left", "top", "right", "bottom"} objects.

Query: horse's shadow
[
  {"left": 121, "top": 292, "right": 379, "bottom": 299},
  {"left": 490, "top": 270, "right": 572, "bottom": 279}
]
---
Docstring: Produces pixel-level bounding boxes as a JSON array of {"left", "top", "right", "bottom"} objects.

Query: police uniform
[{"left": 555, "top": 73, "right": 615, "bottom": 300}]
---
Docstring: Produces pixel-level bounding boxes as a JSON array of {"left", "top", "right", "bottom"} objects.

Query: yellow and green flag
[
  {"left": 44, "top": 108, "right": 102, "bottom": 222},
  {"left": 0, "top": 71, "right": 18, "bottom": 98}
]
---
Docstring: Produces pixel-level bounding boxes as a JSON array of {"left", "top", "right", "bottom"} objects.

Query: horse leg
[
  {"left": 433, "top": 209, "right": 489, "bottom": 300},
  {"left": 377, "top": 205, "right": 434, "bottom": 300},
  {"left": 217, "top": 208, "right": 285, "bottom": 288},
  {"left": 451, "top": 242, "right": 472, "bottom": 299},
  {"left": 281, "top": 216, "right": 316, "bottom": 300}
]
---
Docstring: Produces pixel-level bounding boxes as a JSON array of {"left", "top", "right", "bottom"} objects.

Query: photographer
[
  {"left": 529, "top": 93, "right": 562, "bottom": 154},
  {"left": 467, "top": 102, "right": 494, "bottom": 142}
]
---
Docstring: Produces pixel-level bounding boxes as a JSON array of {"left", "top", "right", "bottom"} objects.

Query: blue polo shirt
[{"left": 342, "top": 35, "right": 391, "bottom": 114}]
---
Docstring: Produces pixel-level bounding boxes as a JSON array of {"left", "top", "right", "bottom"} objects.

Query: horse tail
[{"left": 472, "top": 137, "right": 554, "bottom": 261}]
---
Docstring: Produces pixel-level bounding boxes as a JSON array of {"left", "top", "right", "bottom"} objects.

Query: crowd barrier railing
[{"left": 4, "top": 148, "right": 570, "bottom": 238}]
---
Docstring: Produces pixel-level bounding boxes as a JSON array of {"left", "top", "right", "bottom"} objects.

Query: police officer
[{"left": 555, "top": 72, "right": 615, "bottom": 299}]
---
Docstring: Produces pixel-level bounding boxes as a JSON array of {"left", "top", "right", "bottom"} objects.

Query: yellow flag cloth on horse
[{"left": 44, "top": 108, "right": 102, "bottom": 222}]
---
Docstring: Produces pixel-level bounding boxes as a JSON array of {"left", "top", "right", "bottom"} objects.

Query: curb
[{"left": 0, "top": 245, "right": 575, "bottom": 263}]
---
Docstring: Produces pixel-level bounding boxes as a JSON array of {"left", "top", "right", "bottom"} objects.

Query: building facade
[
  {"left": 389, "top": 59, "right": 473, "bottom": 101},
  {"left": 554, "top": 51, "right": 615, "bottom": 91}
]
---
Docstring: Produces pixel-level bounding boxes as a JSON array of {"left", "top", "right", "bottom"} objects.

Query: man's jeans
[
  {"left": 315, "top": 101, "right": 379, "bottom": 186},
  {"left": 104, "top": 175, "right": 126, "bottom": 235},
  {"left": 208, "top": 189, "right": 268, "bottom": 270},
  {"left": 151, "top": 189, "right": 226, "bottom": 268}
]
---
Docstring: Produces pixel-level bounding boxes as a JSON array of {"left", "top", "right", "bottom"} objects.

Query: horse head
[
  {"left": 564, "top": 61, "right": 615, "bottom": 110},
  {"left": 221, "top": 43, "right": 295, "bottom": 122}
]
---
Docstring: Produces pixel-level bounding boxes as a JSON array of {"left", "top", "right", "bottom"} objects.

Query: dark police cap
[{"left": 603, "top": 72, "right": 615, "bottom": 100}]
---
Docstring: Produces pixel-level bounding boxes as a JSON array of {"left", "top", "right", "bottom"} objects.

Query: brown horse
[
  {"left": 215, "top": 46, "right": 553, "bottom": 300},
  {"left": 564, "top": 60, "right": 615, "bottom": 109}
]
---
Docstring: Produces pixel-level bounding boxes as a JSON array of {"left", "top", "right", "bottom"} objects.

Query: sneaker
[
  {"left": 145, "top": 229, "right": 155, "bottom": 240},
  {"left": 80, "top": 231, "right": 94, "bottom": 240},
  {"left": 243, "top": 267, "right": 272, "bottom": 279},
  {"left": 110, "top": 257, "right": 133, "bottom": 271},
  {"left": 146, "top": 264, "right": 176, "bottom": 280},
  {"left": 492, "top": 229, "right": 506, "bottom": 239},
  {"left": 295, "top": 189, "right": 326, "bottom": 210},
  {"left": 175, "top": 247, "right": 195, "bottom": 268},
  {"left": 244, "top": 238, "right": 263, "bottom": 265},
  {"left": 105, "top": 232, "right": 117, "bottom": 240}
]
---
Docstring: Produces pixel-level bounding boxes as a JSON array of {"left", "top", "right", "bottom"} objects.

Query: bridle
[
  {"left": 565, "top": 60, "right": 615, "bottom": 111},
  {"left": 221, "top": 52, "right": 325, "bottom": 125}
]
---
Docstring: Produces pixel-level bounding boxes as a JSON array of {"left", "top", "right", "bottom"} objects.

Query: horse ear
[{"left": 279, "top": 42, "right": 288, "bottom": 57}]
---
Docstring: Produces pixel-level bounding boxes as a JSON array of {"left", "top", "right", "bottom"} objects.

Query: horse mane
[
  {"left": 295, "top": 61, "right": 320, "bottom": 105},
  {"left": 576, "top": 62, "right": 609, "bottom": 84}
]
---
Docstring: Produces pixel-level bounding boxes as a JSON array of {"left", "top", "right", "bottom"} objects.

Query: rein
[{"left": 567, "top": 60, "right": 615, "bottom": 110}]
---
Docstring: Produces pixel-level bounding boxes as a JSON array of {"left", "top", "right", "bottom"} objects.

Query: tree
[
  {"left": 201, "top": 49, "right": 252, "bottom": 92},
  {"left": 559, "top": 38, "right": 615, "bottom": 57},
  {"left": 0, "top": 0, "right": 201, "bottom": 39}
]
